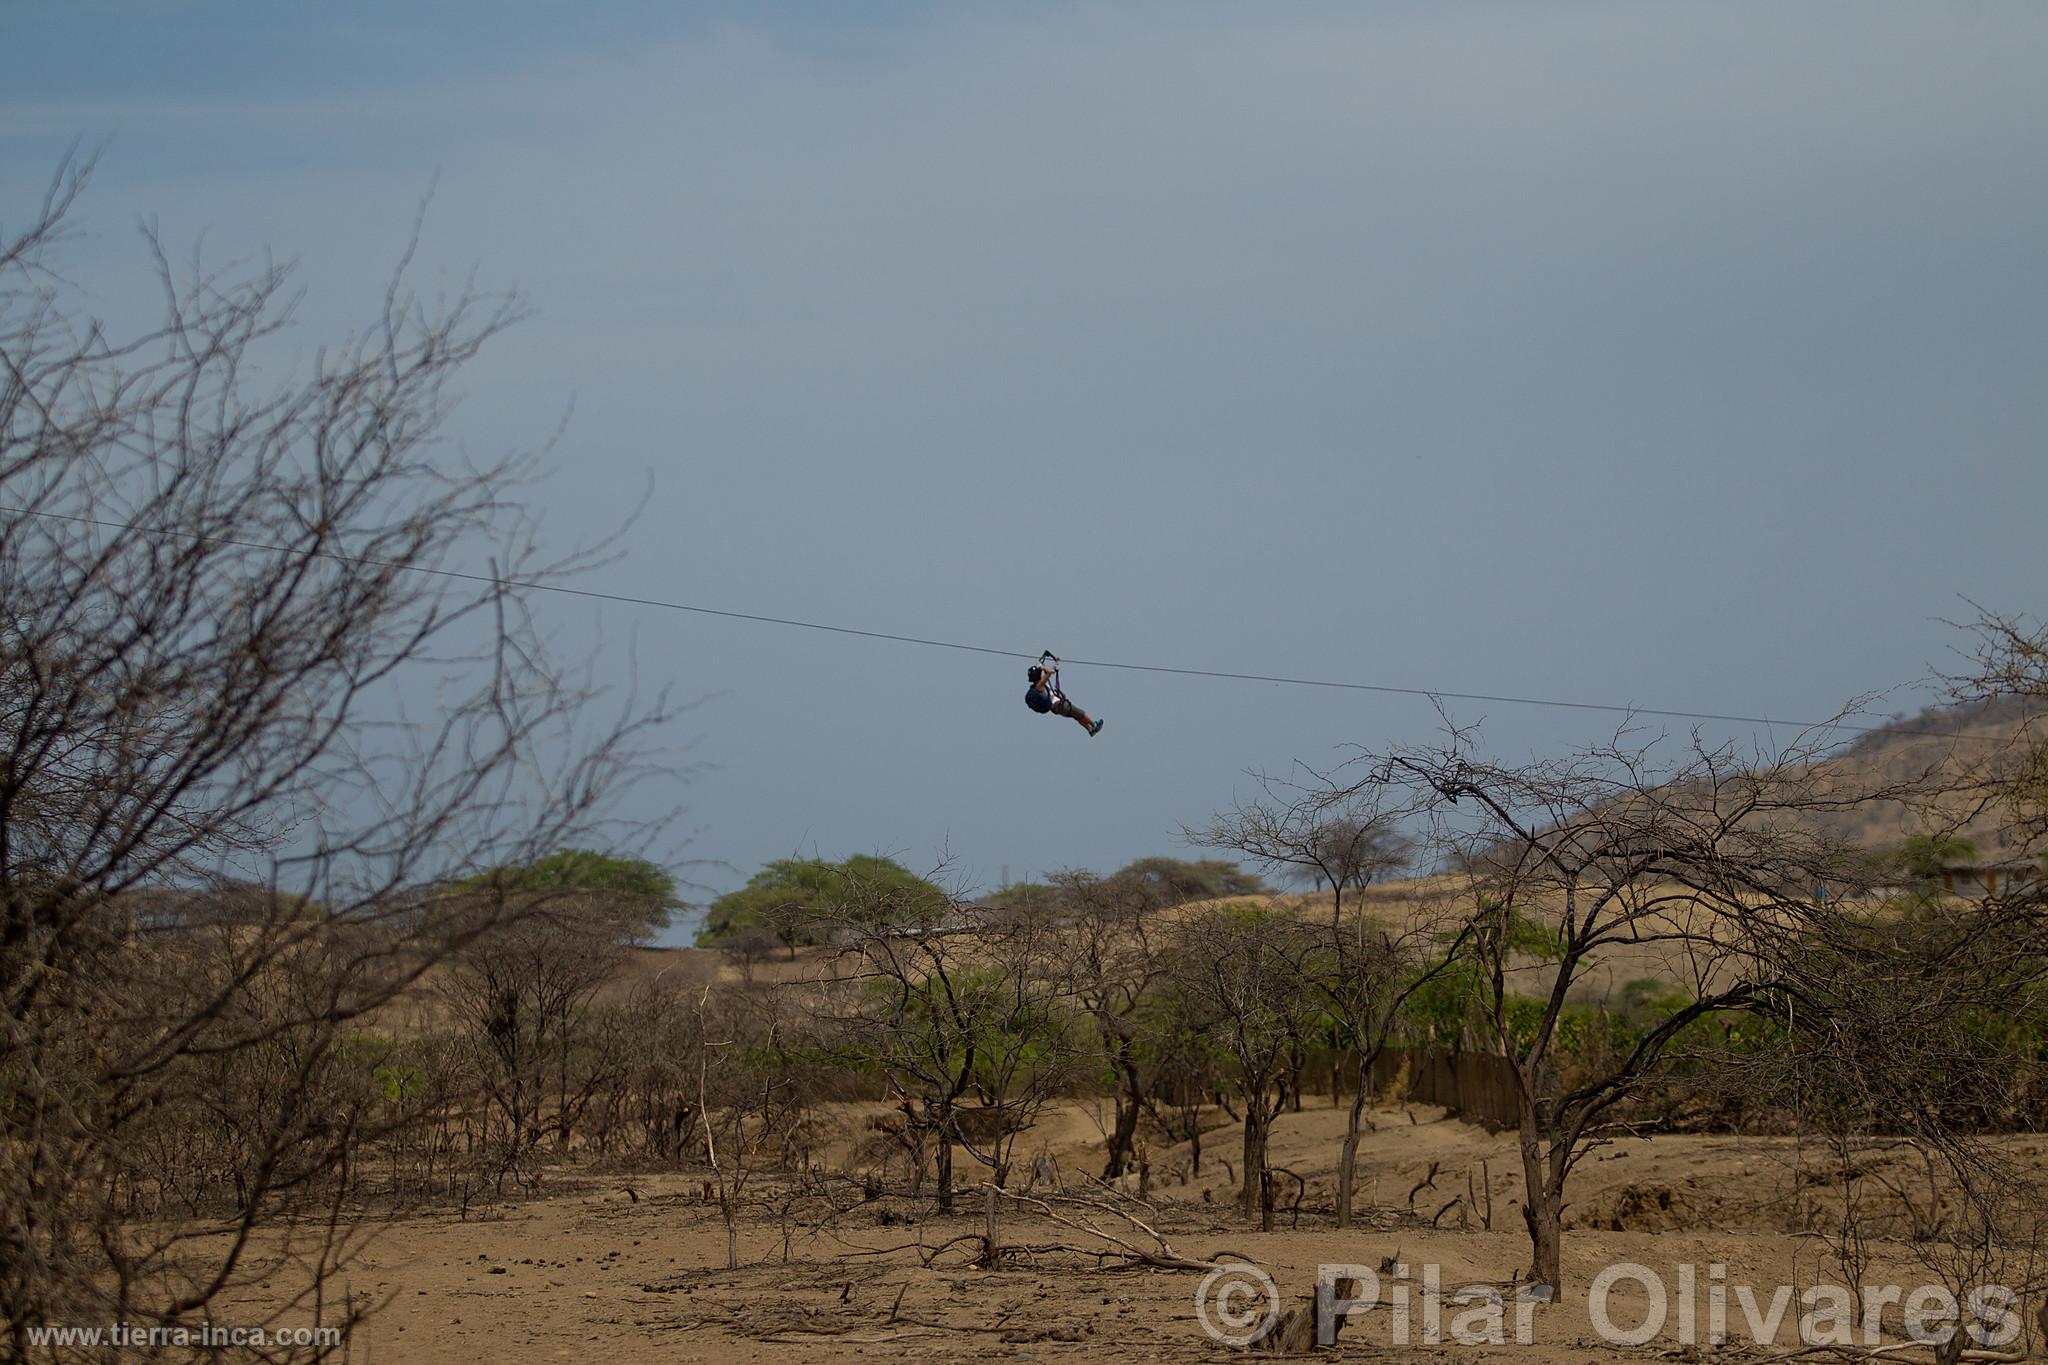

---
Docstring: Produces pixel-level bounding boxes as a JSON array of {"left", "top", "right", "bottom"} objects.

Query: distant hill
[
  {"left": 1423, "top": 696, "right": 2047, "bottom": 891},
  {"left": 1800, "top": 696, "right": 2046, "bottom": 858}
]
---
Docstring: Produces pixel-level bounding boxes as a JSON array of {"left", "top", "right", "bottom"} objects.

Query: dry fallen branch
[
  {"left": 757, "top": 1330, "right": 938, "bottom": 1344},
  {"left": 1767, "top": 1344, "right": 2025, "bottom": 1364},
  {"left": 986, "top": 1185, "right": 1239, "bottom": 1272}
]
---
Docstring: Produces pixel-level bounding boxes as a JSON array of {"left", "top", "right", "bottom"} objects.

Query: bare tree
[
  {"left": 820, "top": 884, "right": 1077, "bottom": 1240},
  {"left": 1192, "top": 780, "right": 1455, "bottom": 1227},
  {"left": 1737, "top": 616, "right": 2048, "bottom": 1359},
  {"left": 438, "top": 888, "right": 645, "bottom": 1186},
  {"left": 1327, "top": 718, "right": 1883, "bottom": 1289},
  {"left": 1191, "top": 779, "right": 1411, "bottom": 922},
  {"left": 1138, "top": 978, "right": 1222, "bottom": 1183},
  {"left": 1762, "top": 883, "right": 2048, "bottom": 1362},
  {"left": 956, "top": 912, "right": 1084, "bottom": 1193},
  {"left": 585, "top": 961, "right": 717, "bottom": 1161},
  {"left": 1946, "top": 607, "right": 2048, "bottom": 847},
  {"left": 1312, "top": 897, "right": 1467, "bottom": 1228},
  {"left": 1045, "top": 869, "right": 1168, "bottom": 1181},
  {"left": 0, "top": 155, "right": 667, "bottom": 1356},
  {"left": 684, "top": 980, "right": 818, "bottom": 1271},
  {"left": 1167, "top": 904, "right": 1329, "bottom": 1228}
]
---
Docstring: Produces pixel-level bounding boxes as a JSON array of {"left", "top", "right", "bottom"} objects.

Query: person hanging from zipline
[{"left": 1025, "top": 650, "right": 1104, "bottom": 736}]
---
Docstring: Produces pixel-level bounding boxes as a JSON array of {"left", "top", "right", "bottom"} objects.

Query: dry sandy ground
[{"left": 225, "top": 1101, "right": 2048, "bottom": 1364}]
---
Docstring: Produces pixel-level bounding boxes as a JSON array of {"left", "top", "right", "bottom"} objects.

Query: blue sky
[{"left": 7, "top": 2, "right": 2046, "bottom": 937}]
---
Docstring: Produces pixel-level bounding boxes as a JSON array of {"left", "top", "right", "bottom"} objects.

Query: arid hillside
[{"left": 1795, "top": 696, "right": 2044, "bottom": 856}]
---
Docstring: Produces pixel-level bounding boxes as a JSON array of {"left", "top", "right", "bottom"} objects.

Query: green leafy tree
[
  {"left": 984, "top": 881, "right": 1060, "bottom": 917},
  {"left": 696, "top": 855, "right": 946, "bottom": 955},
  {"left": 458, "top": 847, "right": 680, "bottom": 941},
  {"left": 1109, "top": 856, "right": 1268, "bottom": 905}
]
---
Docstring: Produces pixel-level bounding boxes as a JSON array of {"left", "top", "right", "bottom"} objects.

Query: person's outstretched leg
[{"left": 1054, "top": 698, "right": 1100, "bottom": 733}]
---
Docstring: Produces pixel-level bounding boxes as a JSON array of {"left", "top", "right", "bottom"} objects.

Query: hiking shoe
[{"left": 1089, "top": 719, "right": 1105, "bottom": 737}]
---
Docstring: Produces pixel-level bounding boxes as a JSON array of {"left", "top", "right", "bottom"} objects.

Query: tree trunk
[
  {"left": 1519, "top": 1124, "right": 1563, "bottom": 1290},
  {"left": 1104, "top": 1094, "right": 1143, "bottom": 1180},
  {"left": 1239, "top": 1101, "right": 1271, "bottom": 1215},
  {"left": 936, "top": 1110, "right": 956, "bottom": 1213},
  {"left": 1335, "top": 1081, "right": 1370, "bottom": 1229}
]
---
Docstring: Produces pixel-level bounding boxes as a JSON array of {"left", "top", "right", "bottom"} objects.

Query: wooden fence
[{"left": 1366, "top": 1046, "right": 1530, "bottom": 1128}]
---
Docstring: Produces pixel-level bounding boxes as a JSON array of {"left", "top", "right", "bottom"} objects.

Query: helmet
[{"left": 1026, "top": 665, "right": 1044, "bottom": 683}]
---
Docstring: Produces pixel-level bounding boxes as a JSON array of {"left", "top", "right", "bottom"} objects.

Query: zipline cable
[{"left": 1, "top": 504, "right": 2001, "bottom": 743}]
